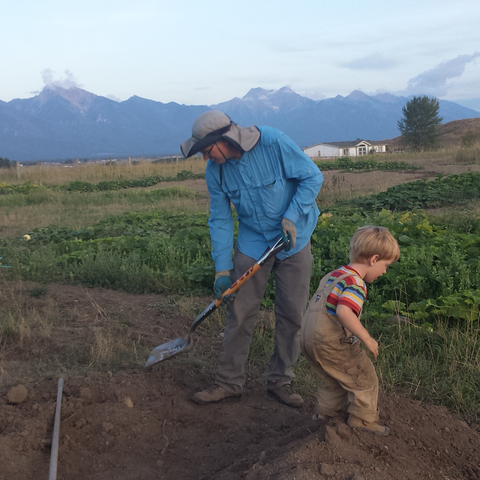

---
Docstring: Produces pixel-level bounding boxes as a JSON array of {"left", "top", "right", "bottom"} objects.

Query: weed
[{"left": 27, "top": 286, "right": 49, "bottom": 298}]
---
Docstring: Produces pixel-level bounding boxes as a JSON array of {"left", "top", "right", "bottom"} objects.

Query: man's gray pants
[{"left": 215, "top": 243, "right": 313, "bottom": 395}]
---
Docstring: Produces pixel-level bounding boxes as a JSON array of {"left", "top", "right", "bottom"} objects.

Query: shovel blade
[{"left": 145, "top": 336, "right": 189, "bottom": 367}]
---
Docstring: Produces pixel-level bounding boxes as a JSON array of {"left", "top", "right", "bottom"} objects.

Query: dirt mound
[
  {"left": 1, "top": 369, "right": 480, "bottom": 480},
  {"left": 1, "top": 283, "right": 479, "bottom": 480}
]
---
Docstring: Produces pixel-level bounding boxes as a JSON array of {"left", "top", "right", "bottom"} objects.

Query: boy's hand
[{"left": 363, "top": 337, "right": 379, "bottom": 359}]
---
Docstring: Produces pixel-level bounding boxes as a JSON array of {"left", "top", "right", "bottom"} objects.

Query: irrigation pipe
[{"left": 49, "top": 378, "right": 64, "bottom": 480}]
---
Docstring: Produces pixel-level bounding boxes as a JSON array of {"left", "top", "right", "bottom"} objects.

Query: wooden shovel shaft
[
  {"left": 189, "top": 262, "right": 263, "bottom": 333},
  {"left": 190, "top": 238, "right": 286, "bottom": 333}
]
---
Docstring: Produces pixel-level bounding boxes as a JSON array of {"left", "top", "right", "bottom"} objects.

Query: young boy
[{"left": 300, "top": 225, "right": 400, "bottom": 436}]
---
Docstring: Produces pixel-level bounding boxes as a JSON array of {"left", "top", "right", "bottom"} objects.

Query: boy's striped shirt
[{"left": 325, "top": 266, "right": 367, "bottom": 317}]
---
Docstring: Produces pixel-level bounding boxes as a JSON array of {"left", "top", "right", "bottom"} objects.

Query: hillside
[{"left": 386, "top": 117, "right": 480, "bottom": 150}]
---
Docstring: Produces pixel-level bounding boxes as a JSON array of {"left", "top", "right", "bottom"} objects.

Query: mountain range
[{"left": 1, "top": 86, "right": 479, "bottom": 162}]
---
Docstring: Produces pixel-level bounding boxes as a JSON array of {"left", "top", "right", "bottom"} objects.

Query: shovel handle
[
  {"left": 214, "top": 237, "right": 287, "bottom": 307},
  {"left": 214, "top": 262, "right": 262, "bottom": 307}
]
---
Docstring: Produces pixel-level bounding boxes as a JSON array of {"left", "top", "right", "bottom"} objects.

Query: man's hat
[{"left": 180, "top": 110, "right": 260, "bottom": 158}]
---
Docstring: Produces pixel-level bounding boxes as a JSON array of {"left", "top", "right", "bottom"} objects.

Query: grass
[
  {"left": 384, "top": 148, "right": 460, "bottom": 165},
  {"left": 0, "top": 156, "right": 206, "bottom": 186},
  {"left": 370, "top": 315, "right": 480, "bottom": 422},
  {"left": 0, "top": 277, "right": 156, "bottom": 384},
  {"left": 0, "top": 186, "right": 208, "bottom": 238}
]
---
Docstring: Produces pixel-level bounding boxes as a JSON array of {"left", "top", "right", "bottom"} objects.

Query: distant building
[{"left": 303, "top": 140, "right": 388, "bottom": 158}]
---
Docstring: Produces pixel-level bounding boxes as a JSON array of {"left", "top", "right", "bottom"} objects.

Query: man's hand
[
  {"left": 281, "top": 218, "right": 297, "bottom": 252},
  {"left": 214, "top": 271, "right": 236, "bottom": 304}
]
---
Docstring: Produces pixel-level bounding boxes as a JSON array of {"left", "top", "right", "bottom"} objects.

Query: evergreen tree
[
  {"left": 397, "top": 96, "right": 443, "bottom": 151},
  {"left": 0, "top": 157, "right": 12, "bottom": 168}
]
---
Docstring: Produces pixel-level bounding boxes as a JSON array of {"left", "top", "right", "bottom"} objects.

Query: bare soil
[{"left": 1, "top": 282, "right": 479, "bottom": 480}]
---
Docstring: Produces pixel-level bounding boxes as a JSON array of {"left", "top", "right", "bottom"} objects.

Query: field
[{"left": 1, "top": 150, "right": 480, "bottom": 480}]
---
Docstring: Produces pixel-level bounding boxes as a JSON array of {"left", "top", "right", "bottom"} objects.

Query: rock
[
  {"left": 325, "top": 425, "right": 342, "bottom": 446},
  {"left": 80, "top": 388, "right": 92, "bottom": 401},
  {"left": 258, "top": 451, "right": 267, "bottom": 465},
  {"left": 124, "top": 397, "right": 134, "bottom": 408},
  {"left": 7, "top": 385, "right": 28, "bottom": 404},
  {"left": 319, "top": 463, "right": 335, "bottom": 477},
  {"left": 102, "top": 422, "right": 114, "bottom": 433},
  {"left": 336, "top": 422, "right": 352, "bottom": 440},
  {"left": 20, "top": 430, "right": 30, "bottom": 437}
]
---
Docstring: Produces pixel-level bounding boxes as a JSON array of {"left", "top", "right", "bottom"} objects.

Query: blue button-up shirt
[{"left": 205, "top": 126, "right": 323, "bottom": 272}]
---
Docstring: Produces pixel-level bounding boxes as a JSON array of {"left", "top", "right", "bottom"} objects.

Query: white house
[{"left": 303, "top": 140, "right": 388, "bottom": 158}]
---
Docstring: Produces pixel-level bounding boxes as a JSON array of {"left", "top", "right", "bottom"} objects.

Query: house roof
[{"left": 303, "top": 140, "right": 388, "bottom": 149}]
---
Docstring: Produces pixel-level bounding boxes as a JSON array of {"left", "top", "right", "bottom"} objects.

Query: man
[{"left": 181, "top": 110, "right": 323, "bottom": 407}]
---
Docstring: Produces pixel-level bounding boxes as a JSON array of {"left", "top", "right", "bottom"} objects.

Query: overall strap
[{"left": 317, "top": 272, "right": 360, "bottom": 334}]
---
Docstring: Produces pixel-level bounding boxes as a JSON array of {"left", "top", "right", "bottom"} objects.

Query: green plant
[
  {"left": 347, "top": 172, "right": 480, "bottom": 211},
  {"left": 314, "top": 157, "right": 420, "bottom": 173},
  {"left": 398, "top": 95, "right": 443, "bottom": 151}
]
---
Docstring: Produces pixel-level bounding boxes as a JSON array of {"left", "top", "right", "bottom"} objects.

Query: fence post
[
  {"left": 128, "top": 156, "right": 132, "bottom": 166},
  {"left": 16, "top": 161, "right": 20, "bottom": 179}
]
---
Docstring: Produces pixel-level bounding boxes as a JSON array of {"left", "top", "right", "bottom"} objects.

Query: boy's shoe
[
  {"left": 347, "top": 415, "right": 390, "bottom": 436},
  {"left": 312, "top": 410, "right": 345, "bottom": 422},
  {"left": 192, "top": 386, "right": 242, "bottom": 405},
  {"left": 267, "top": 384, "right": 303, "bottom": 408}
]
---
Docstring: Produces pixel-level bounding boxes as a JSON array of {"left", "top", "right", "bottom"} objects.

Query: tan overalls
[{"left": 300, "top": 272, "right": 380, "bottom": 423}]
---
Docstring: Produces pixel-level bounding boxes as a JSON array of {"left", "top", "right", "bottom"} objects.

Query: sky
[{"left": 2, "top": 0, "right": 480, "bottom": 107}]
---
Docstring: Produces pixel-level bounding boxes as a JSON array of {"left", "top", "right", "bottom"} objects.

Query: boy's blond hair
[{"left": 349, "top": 225, "right": 400, "bottom": 263}]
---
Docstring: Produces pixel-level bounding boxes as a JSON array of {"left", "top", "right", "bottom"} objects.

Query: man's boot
[
  {"left": 192, "top": 385, "right": 242, "bottom": 405},
  {"left": 267, "top": 384, "right": 303, "bottom": 408}
]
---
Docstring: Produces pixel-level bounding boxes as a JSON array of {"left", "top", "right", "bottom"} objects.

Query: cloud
[
  {"left": 42, "top": 69, "right": 82, "bottom": 89},
  {"left": 340, "top": 53, "right": 397, "bottom": 71},
  {"left": 405, "top": 52, "right": 480, "bottom": 97}
]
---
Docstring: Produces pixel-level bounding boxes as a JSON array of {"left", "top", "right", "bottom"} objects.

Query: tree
[
  {"left": 397, "top": 96, "right": 443, "bottom": 151},
  {"left": 0, "top": 157, "right": 12, "bottom": 168}
]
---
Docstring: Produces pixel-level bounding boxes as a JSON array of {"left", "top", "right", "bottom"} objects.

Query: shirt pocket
[{"left": 259, "top": 179, "right": 288, "bottom": 216}]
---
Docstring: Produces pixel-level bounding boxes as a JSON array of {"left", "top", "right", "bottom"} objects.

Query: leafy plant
[{"left": 315, "top": 157, "right": 420, "bottom": 173}]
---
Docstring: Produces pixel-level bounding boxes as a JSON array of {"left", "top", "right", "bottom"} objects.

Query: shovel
[{"left": 145, "top": 238, "right": 287, "bottom": 367}]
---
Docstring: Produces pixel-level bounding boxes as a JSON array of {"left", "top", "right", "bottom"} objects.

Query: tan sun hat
[{"left": 180, "top": 110, "right": 260, "bottom": 158}]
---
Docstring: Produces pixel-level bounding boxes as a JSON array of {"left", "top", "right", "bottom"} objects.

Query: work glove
[
  {"left": 281, "top": 218, "right": 297, "bottom": 252},
  {"left": 214, "top": 271, "right": 236, "bottom": 304}
]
